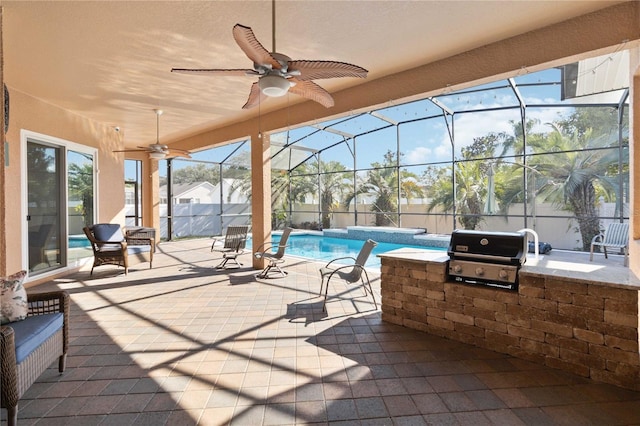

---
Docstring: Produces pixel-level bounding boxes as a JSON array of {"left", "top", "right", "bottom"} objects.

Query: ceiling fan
[
  {"left": 171, "top": 0, "right": 368, "bottom": 109},
  {"left": 113, "top": 109, "right": 191, "bottom": 160}
]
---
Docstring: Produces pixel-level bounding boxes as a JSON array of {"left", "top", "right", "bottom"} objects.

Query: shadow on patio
[{"left": 4, "top": 238, "right": 640, "bottom": 425}]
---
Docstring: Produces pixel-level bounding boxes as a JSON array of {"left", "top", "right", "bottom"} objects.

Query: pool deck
[{"left": 12, "top": 237, "right": 640, "bottom": 425}]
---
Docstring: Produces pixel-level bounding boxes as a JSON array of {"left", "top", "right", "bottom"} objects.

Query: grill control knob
[
  {"left": 499, "top": 270, "right": 509, "bottom": 279},
  {"left": 452, "top": 264, "right": 462, "bottom": 273},
  {"left": 475, "top": 267, "right": 485, "bottom": 276}
]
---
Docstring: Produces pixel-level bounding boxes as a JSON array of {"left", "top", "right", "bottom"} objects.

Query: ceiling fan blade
[
  {"left": 242, "top": 82, "right": 267, "bottom": 109},
  {"left": 288, "top": 60, "right": 368, "bottom": 81},
  {"left": 166, "top": 149, "right": 192, "bottom": 159},
  {"left": 233, "top": 24, "right": 281, "bottom": 69},
  {"left": 171, "top": 68, "right": 259, "bottom": 76},
  {"left": 288, "top": 79, "right": 334, "bottom": 108}
]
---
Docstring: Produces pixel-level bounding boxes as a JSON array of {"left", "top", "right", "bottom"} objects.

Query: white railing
[{"left": 519, "top": 228, "right": 539, "bottom": 260}]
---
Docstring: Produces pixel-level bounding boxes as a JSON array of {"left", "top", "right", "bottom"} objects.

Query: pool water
[
  {"left": 69, "top": 235, "right": 91, "bottom": 248},
  {"left": 249, "top": 233, "right": 445, "bottom": 268}
]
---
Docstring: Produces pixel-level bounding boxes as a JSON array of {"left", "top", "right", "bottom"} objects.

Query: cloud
[{"left": 405, "top": 146, "right": 432, "bottom": 164}]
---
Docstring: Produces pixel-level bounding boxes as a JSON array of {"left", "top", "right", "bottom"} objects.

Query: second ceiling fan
[
  {"left": 171, "top": 0, "right": 368, "bottom": 109},
  {"left": 113, "top": 109, "right": 191, "bottom": 160}
]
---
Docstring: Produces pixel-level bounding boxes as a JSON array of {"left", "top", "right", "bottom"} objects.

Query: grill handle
[{"left": 449, "top": 252, "right": 519, "bottom": 263}]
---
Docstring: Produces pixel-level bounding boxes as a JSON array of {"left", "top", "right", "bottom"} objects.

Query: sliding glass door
[
  {"left": 67, "top": 150, "right": 95, "bottom": 263},
  {"left": 27, "top": 141, "right": 63, "bottom": 273},
  {"left": 26, "top": 136, "right": 95, "bottom": 275}
]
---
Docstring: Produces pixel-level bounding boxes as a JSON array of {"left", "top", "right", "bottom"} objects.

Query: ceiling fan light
[
  {"left": 149, "top": 151, "right": 166, "bottom": 160},
  {"left": 259, "top": 75, "right": 290, "bottom": 97}
]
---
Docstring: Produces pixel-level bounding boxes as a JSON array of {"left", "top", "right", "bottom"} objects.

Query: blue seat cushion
[
  {"left": 528, "top": 241, "right": 552, "bottom": 254},
  {"left": 128, "top": 245, "right": 151, "bottom": 255},
  {"left": 8, "top": 313, "right": 64, "bottom": 363},
  {"left": 92, "top": 224, "right": 124, "bottom": 242}
]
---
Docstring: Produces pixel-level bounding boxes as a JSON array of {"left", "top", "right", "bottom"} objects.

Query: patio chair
[
  {"left": 83, "top": 224, "right": 153, "bottom": 275},
  {"left": 319, "top": 239, "right": 378, "bottom": 312},
  {"left": 590, "top": 222, "right": 629, "bottom": 266},
  {"left": 211, "top": 225, "right": 249, "bottom": 269},
  {"left": 1, "top": 290, "right": 70, "bottom": 426},
  {"left": 254, "top": 227, "right": 293, "bottom": 279}
]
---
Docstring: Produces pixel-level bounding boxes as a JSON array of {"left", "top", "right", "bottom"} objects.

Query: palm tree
[
  {"left": 68, "top": 163, "right": 94, "bottom": 226},
  {"left": 342, "top": 151, "right": 423, "bottom": 227},
  {"left": 400, "top": 176, "right": 424, "bottom": 206},
  {"left": 365, "top": 165, "right": 399, "bottom": 226},
  {"left": 427, "top": 161, "right": 485, "bottom": 230},
  {"left": 528, "top": 123, "right": 622, "bottom": 250},
  {"left": 313, "top": 160, "right": 351, "bottom": 229},
  {"left": 426, "top": 133, "right": 500, "bottom": 230}
]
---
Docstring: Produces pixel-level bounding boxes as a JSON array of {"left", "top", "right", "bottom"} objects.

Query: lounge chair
[
  {"left": 254, "top": 228, "right": 292, "bottom": 278},
  {"left": 211, "top": 225, "right": 249, "bottom": 269},
  {"left": 590, "top": 222, "right": 629, "bottom": 266},
  {"left": 319, "top": 239, "right": 378, "bottom": 312}
]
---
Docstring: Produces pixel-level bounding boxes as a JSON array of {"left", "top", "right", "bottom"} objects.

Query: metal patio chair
[
  {"left": 319, "top": 239, "right": 378, "bottom": 312},
  {"left": 254, "top": 227, "right": 293, "bottom": 278},
  {"left": 590, "top": 222, "right": 629, "bottom": 267},
  {"left": 211, "top": 225, "right": 249, "bottom": 269}
]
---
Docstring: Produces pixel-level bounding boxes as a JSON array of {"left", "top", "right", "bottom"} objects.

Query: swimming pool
[
  {"left": 69, "top": 235, "right": 91, "bottom": 248},
  {"left": 249, "top": 233, "right": 446, "bottom": 268}
]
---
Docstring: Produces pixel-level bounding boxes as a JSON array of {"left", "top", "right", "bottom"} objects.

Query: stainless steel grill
[{"left": 447, "top": 230, "right": 527, "bottom": 291}]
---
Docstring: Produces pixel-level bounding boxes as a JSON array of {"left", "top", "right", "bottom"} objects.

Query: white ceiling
[{"left": 2, "top": 1, "right": 623, "bottom": 148}]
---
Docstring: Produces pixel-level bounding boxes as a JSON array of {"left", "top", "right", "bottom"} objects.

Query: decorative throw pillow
[{"left": 1, "top": 270, "right": 28, "bottom": 324}]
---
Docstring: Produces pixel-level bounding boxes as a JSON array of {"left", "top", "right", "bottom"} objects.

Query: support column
[
  {"left": 143, "top": 157, "right": 161, "bottom": 247},
  {"left": 251, "top": 132, "right": 271, "bottom": 269},
  {"left": 0, "top": 7, "right": 5, "bottom": 275},
  {"left": 630, "top": 47, "right": 639, "bottom": 275}
]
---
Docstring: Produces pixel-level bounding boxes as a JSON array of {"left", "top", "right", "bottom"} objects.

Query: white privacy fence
[
  {"left": 126, "top": 203, "right": 251, "bottom": 239},
  {"left": 125, "top": 201, "right": 627, "bottom": 251}
]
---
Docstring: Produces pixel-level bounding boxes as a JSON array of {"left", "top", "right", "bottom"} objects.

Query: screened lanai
[{"left": 144, "top": 49, "right": 630, "bottom": 253}]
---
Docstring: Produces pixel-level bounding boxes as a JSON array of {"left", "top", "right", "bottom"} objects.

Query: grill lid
[{"left": 448, "top": 229, "right": 527, "bottom": 265}]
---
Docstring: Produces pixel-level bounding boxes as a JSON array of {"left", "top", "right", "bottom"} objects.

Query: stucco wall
[{"left": 4, "top": 89, "right": 124, "bottom": 278}]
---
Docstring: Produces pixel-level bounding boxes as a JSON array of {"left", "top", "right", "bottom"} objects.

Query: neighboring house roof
[
  {"left": 159, "top": 181, "right": 216, "bottom": 199},
  {"left": 158, "top": 180, "right": 250, "bottom": 203}
]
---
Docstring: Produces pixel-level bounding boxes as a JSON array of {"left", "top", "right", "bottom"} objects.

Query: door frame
[{"left": 21, "top": 129, "right": 98, "bottom": 280}]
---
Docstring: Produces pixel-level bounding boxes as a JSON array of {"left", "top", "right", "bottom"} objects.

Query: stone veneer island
[{"left": 378, "top": 248, "right": 640, "bottom": 391}]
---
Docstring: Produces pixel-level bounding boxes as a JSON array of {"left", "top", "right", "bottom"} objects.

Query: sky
[{"left": 126, "top": 50, "right": 629, "bottom": 183}]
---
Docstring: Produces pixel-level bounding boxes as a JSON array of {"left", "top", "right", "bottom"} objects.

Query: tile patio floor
[{"left": 4, "top": 238, "right": 640, "bottom": 425}]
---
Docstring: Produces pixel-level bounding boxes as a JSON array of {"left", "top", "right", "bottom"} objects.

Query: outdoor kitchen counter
[
  {"left": 377, "top": 248, "right": 640, "bottom": 391},
  {"left": 377, "top": 247, "right": 640, "bottom": 288},
  {"left": 377, "top": 247, "right": 450, "bottom": 264},
  {"left": 521, "top": 251, "right": 640, "bottom": 289}
]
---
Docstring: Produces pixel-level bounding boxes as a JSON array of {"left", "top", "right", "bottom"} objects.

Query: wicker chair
[
  {"left": 1, "top": 291, "right": 70, "bottom": 426},
  {"left": 83, "top": 224, "right": 153, "bottom": 275}
]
